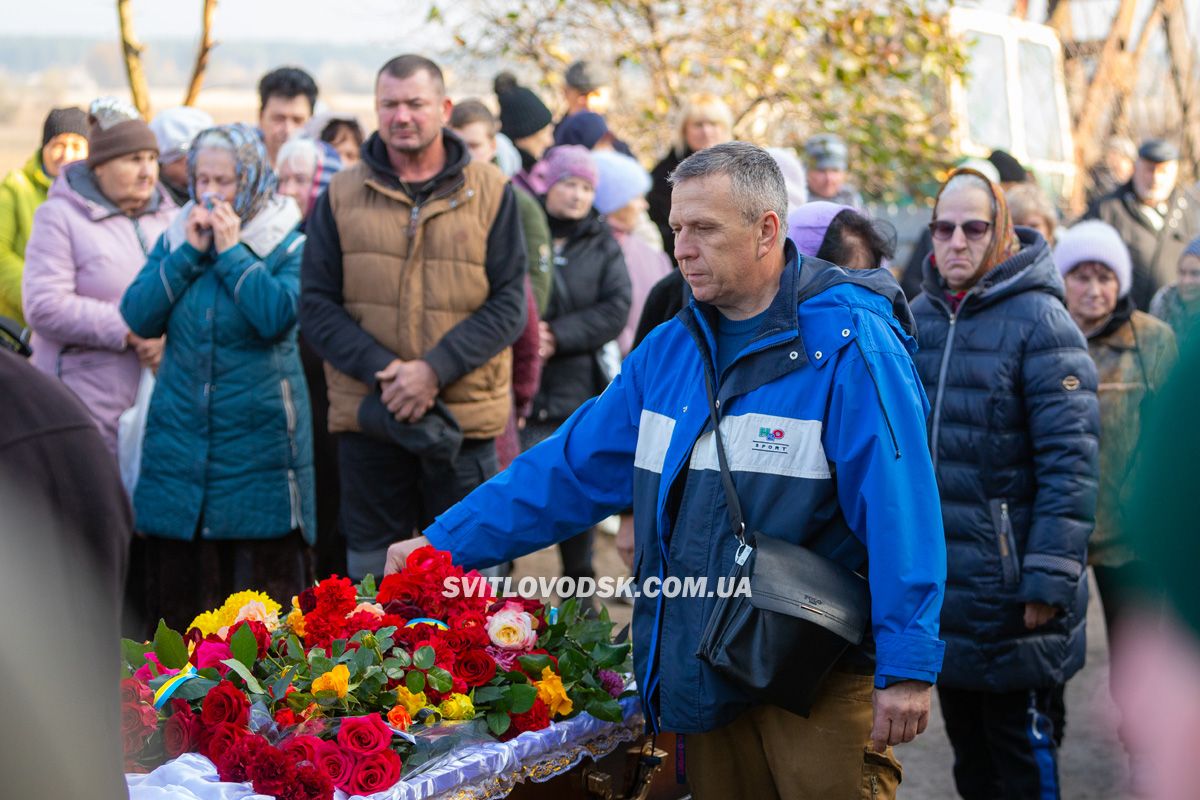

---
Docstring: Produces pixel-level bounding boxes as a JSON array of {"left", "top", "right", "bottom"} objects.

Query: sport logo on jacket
[{"left": 753, "top": 427, "right": 788, "bottom": 453}]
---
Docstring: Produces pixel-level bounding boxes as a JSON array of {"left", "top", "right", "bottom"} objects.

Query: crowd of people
[{"left": 2, "top": 52, "right": 1199, "bottom": 800}]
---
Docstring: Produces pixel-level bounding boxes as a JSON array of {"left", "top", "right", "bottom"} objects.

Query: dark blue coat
[
  {"left": 120, "top": 199, "right": 316, "bottom": 544},
  {"left": 911, "top": 230, "right": 1099, "bottom": 692}
]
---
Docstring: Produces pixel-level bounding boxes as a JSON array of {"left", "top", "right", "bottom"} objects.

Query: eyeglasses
[{"left": 929, "top": 219, "right": 992, "bottom": 241}]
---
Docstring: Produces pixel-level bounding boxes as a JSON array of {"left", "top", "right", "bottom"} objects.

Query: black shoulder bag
[{"left": 694, "top": 364, "right": 872, "bottom": 717}]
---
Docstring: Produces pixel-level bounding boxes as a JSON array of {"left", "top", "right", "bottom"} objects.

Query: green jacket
[
  {"left": 1088, "top": 304, "right": 1177, "bottom": 566},
  {"left": 512, "top": 184, "right": 552, "bottom": 314},
  {"left": 0, "top": 152, "right": 52, "bottom": 327}
]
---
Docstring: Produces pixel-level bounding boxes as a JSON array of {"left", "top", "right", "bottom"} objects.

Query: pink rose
[
  {"left": 134, "top": 652, "right": 180, "bottom": 683},
  {"left": 192, "top": 639, "right": 232, "bottom": 674},
  {"left": 337, "top": 714, "right": 394, "bottom": 756}
]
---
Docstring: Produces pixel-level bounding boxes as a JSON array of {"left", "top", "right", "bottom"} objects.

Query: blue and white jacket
[{"left": 425, "top": 244, "right": 947, "bottom": 733}]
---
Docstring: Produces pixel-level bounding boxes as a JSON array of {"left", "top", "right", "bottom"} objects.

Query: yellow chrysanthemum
[
  {"left": 439, "top": 693, "right": 475, "bottom": 720},
  {"left": 221, "top": 591, "right": 281, "bottom": 623},
  {"left": 186, "top": 610, "right": 224, "bottom": 638},
  {"left": 534, "top": 667, "right": 573, "bottom": 717}
]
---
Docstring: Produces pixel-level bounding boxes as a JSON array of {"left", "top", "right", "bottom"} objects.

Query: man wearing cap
[
  {"left": 805, "top": 133, "right": 862, "bottom": 207},
  {"left": 300, "top": 55, "right": 527, "bottom": 580},
  {"left": 1085, "top": 138, "right": 1200, "bottom": 310},
  {"left": 0, "top": 107, "right": 90, "bottom": 328},
  {"left": 149, "top": 106, "right": 215, "bottom": 206}
]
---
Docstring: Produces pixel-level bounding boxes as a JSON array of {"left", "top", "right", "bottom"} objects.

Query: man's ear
[{"left": 758, "top": 211, "right": 782, "bottom": 259}]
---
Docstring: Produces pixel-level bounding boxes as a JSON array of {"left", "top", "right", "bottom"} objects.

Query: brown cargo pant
[{"left": 685, "top": 671, "right": 903, "bottom": 799}]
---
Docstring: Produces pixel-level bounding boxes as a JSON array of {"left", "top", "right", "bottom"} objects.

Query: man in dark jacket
[
  {"left": 0, "top": 348, "right": 132, "bottom": 798},
  {"left": 300, "top": 54, "right": 527, "bottom": 580},
  {"left": 1085, "top": 139, "right": 1200, "bottom": 311},
  {"left": 387, "top": 143, "right": 946, "bottom": 799},
  {"left": 913, "top": 169, "right": 1100, "bottom": 799}
]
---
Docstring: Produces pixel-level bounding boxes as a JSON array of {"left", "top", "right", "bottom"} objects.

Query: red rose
[
  {"left": 275, "top": 707, "right": 302, "bottom": 728},
  {"left": 201, "top": 680, "right": 250, "bottom": 727},
  {"left": 453, "top": 648, "right": 497, "bottom": 687},
  {"left": 215, "top": 733, "right": 268, "bottom": 783},
  {"left": 336, "top": 714, "right": 394, "bottom": 756},
  {"left": 120, "top": 677, "right": 154, "bottom": 706},
  {"left": 163, "top": 709, "right": 201, "bottom": 758},
  {"left": 504, "top": 697, "right": 551, "bottom": 740},
  {"left": 281, "top": 762, "right": 335, "bottom": 800},
  {"left": 280, "top": 733, "right": 323, "bottom": 766},
  {"left": 201, "top": 721, "right": 246, "bottom": 762},
  {"left": 377, "top": 573, "right": 426, "bottom": 608},
  {"left": 247, "top": 742, "right": 297, "bottom": 797},
  {"left": 314, "top": 740, "right": 356, "bottom": 791},
  {"left": 230, "top": 620, "right": 271, "bottom": 659},
  {"left": 346, "top": 748, "right": 403, "bottom": 795},
  {"left": 405, "top": 545, "right": 453, "bottom": 575},
  {"left": 345, "top": 610, "right": 385, "bottom": 633}
]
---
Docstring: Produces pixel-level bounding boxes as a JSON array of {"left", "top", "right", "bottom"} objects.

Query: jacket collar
[
  {"left": 1088, "top": 294, "right": 1138, "bottom": 346},
  {"left": 920, "top": 228, "right": 1061, "bottom": 315},
  {"left": 23, "top": 151, "right": 51, "bottom": 192},
  {"left": 360, "top": 128, "right": 471, "bottom": 202}
]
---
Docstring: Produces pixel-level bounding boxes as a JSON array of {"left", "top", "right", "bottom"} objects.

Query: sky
[{"left": 7, "top": 0, "right": 447, "bottom": 45}]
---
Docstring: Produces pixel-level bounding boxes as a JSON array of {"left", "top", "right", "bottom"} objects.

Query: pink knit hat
[{"left": 537, "top": 145, "right": 598, "bottom": 190}]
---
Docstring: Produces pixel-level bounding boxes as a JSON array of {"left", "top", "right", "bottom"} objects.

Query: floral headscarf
[
  {"left": 933, "top": 167, "right": 1021, "bottom": 275},
  {"left": 187, "top": 123, "right": 277, "bottom": 223}
]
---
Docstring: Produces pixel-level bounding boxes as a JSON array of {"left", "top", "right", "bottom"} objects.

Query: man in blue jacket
[{"left": 386, "top": 142, "right": 946, "bottom": 798}]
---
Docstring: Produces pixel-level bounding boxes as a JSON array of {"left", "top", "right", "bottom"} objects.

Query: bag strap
[{"left": 701, "top": 364, "right": 751, "bottom": 561}]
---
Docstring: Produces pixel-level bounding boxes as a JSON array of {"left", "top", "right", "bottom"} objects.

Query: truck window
[
  {"left": 965, "top": 32, "right": 1012, "bottom": 152},
  {"left": 1019, "top": 40, "right": 1065, "bottom": 162}
]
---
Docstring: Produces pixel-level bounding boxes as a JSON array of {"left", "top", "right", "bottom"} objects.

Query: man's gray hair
[{"left": 668, "top": 141, "right": 789, "bottom": 225}]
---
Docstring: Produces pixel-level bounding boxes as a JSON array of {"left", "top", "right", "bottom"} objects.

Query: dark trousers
[
  {"left": 299, "top": 334, "right": 345, "bottom": 578},
  {"left": 939, "top": 685, "right": 1065, "bottom": 800},
  {"left": 521, "top": 420, "right": 595, "bottom": 582},
  {"left": 338, "top": 432, "right": 498, "bottom": 580},
  {"left": 132, "top": 530, "right": 312, "bottom": 638}
]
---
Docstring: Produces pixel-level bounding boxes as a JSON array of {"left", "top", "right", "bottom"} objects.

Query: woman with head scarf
[
  {"left": 910, "top": 168, "right": 1100, "bottom": 799},
  {"left": 120, "top": 123, "right": 315, "bottom": 633},
  {"left": 22, "top": 98, "right": 175, "bottom": 454}
]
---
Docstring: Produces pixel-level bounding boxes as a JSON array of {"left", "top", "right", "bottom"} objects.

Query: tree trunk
[
  {"left": 116, "top": 0, "right": 152, "bottom": 119},
  {"left": 183, "top": 0, "right": 218, "bottom": 106}
]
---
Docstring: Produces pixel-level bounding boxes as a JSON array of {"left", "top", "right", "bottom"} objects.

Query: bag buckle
[{"left": 735, "top": 541, "right": 753, "bottom": 566}]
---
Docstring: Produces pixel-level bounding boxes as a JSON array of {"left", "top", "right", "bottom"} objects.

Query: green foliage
[{"left": 455, "top": 0, "right": 969, "bottom": 203}]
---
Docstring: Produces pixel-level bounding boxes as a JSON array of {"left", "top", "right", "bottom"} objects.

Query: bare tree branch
[{"left": 183, "top": 0, "right": 219, "bottom": 107}]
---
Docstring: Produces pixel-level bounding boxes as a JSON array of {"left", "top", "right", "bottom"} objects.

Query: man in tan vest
[{"left": 300, "top": 54, "right": 527, "bottom": 580}]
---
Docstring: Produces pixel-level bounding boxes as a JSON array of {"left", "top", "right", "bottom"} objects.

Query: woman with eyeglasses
[{"left": 910, "top": 168, "right": 1100, "bottom": 799}]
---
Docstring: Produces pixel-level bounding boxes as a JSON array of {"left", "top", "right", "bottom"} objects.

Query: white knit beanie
[{"left": 1053, "top": 220, "right": 1133, "bottom": 298}]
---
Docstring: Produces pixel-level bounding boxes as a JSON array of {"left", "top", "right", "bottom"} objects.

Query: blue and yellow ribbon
[
  {"left": 404, "top": 617, "right": 448, "bottom": 630},
  {"left": 153, "top": 664, "right": 199, "bottom": 709}
]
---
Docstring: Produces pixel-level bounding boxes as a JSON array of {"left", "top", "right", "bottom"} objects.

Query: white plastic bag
[{"left": 117, "top": 368, "right": 155, "bottom": 496}]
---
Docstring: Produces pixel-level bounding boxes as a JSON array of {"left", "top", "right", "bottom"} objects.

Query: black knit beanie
[
  {"left": 42, "top": 107, "right": 90, "bottom": 146},
  {"left": 493, "top": 72, "right": 552, "bottom": 141}
]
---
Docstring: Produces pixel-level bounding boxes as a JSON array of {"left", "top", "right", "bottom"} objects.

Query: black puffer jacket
[
  {"left": 533, "top": 210, "right": 631, "bottom": 422},
  {"left": 911, "top": 229, "right": 1100, "bottom": 692}
]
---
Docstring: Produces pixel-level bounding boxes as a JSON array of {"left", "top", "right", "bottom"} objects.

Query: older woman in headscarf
[
  {"left": 22, "top": 99, "right": 175, "bottom": 455},
  {"left": 120, "top": 123, "right": 314, "bottom": 633},
  {"left": 910, "top": 168, "right": 1100, "bottom": 799}
]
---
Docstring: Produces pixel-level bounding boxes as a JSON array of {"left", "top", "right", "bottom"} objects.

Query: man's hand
[
  {"left": 385, "top": 535, "right": 430, "bottom": 575},
  {"left": 870, "top": 680, "right": 932, "bottom": 752},
  {"left": 1024, "top": 601, "right": 1059, "bottom": 630},
  {"left": 376, "top": 359, "right": 439, "bottom": 423}
]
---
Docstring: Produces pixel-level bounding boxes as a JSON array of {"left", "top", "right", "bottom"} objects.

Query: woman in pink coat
[{"left": 22, "top": 102, "right": 175, "bottom": 454}]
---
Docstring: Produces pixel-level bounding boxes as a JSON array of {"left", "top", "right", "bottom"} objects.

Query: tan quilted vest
[{"left": 324, "top": 159, "right": 512, "bottom": 439}]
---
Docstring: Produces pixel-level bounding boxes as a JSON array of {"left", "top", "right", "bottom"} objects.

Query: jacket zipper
[
  {"left": 998, "top": 501, "right": 1011, "bottom": 560},
  {"left": 929, "top": 309, "right": 960, "bottom": 473},
  {"left": 287, "top": 469, "right": 302, "bottom": 532},
  {"left": 280, "top": 378, "right": 298, "bottom": 459}
]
